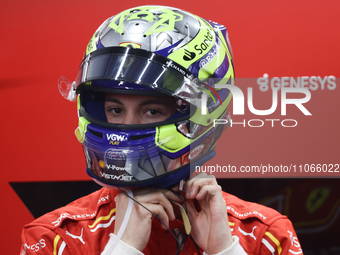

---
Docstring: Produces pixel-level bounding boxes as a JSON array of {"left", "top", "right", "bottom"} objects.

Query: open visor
[{"left": 75, "top": 47, "right": 204, "bottom": 107}]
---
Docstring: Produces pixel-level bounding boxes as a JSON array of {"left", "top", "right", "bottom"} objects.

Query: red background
[{"left": 1, "top": 0, "right": 339, "bottom": 253}]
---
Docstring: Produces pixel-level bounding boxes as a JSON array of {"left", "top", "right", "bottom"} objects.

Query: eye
[
  {"left": 147, "top": 109, "right": 160, "bottom": 115},
  {"left": 109, "top": 107, "right": 122, "bottom": 114}
]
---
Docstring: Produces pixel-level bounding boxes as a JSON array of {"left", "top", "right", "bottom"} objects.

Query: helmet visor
[{"left": 75, "top": 47, "right": 203, "bottom": 107}]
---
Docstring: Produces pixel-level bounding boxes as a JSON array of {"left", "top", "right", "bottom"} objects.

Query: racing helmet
[{"left": 59, "top": 5, "right": 234, "bottom": 189}]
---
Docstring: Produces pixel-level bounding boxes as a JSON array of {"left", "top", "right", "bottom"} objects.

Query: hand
[
  {"left": 184, "top": 173, "right": 233, "bottom": 254},
  {"left": 113, "top": 188, "right": 181, "bottom": 252}
]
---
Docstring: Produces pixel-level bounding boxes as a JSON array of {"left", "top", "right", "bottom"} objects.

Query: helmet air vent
[
  {"left": 130, "top": 134, "right": 153, "bottom": 141},
  {"left": 88, "top": 128, "right": 103, "bottom": 138}
]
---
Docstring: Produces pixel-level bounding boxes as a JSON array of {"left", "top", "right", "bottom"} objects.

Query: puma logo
[
  {"left": 238, "top": 226, "right": 257, "bottom": 240},
  {"left": 66, "top": 228, "right": 85, "bottom": 244}
]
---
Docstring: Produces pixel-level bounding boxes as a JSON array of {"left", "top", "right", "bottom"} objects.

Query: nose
[{"left": 121, "top": 111, "right": 143, "bottom": 125}]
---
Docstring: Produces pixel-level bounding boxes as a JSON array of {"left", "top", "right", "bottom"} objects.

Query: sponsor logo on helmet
[
  {"left": 167, "top": 61, "right": 186, "bottom": 76},
  {"left": 104, "top": 148, "right": 127, "bottom": 160},
  {"left": 166, "top": 61, "right": 195, "bottom": 80},
  {"left": 119, "top": 41, "right": 142, "bottom": 49},
  {"left": 109, "top": 141, "right": 121, "bottom": 145},
  {"left": 106, "top": 164, "right": 132, "bottom": 171},
  {"left": 106, "top": 134, "right": 128, "bottom": 142},
  {"left": 194, "top": 30, "right": 214, "bottom": 55},
  {"left": 100, "top": 172, "right": 133, "bottom": 181},
  {"left": 199, "top": 41, "right": 220, "bottom": 71},
  {"left": 183, "top": 49, "right": 196, "bottom": 61},
  {"left": 189, "top": 144, "right": 205, "bottom": 160},
  {"left": 210, "top": 21, "right": 226, "bottom": 32},
  {"left": 99, "top": 160, "right": 106, "bottom": 168}
]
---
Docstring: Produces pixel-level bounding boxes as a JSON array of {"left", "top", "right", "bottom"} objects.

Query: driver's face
[{"left": 105, "top": 93, "right": 176, "bottom": 125}]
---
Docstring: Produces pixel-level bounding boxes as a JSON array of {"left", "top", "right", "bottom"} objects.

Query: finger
[
  {"left": 133, "top": 188, "right": 181, "bottom": 203},
  {"left": 184, "top": 173, "right": 217, "bottom": 190},
  {"left": 161, "top": 189, "right": 183, "bottom": 203},
  {"left": 196, "top": 184, "right": 222, "bottom": 201},
  {"left": 135, "top": 190, "right": 176, "bottom": 221},
  {"left": 145, "top": 203, "right": 171, "bottom": 230},
  {"left": 184, "top": 175, "right": 217, "bottom": 199},
  {"left": 133, "top": 187, "right": 158, "bottom": 196}
]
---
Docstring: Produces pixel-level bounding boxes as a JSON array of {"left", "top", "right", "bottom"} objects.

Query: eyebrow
[{"left": 105, "top": 98, "right": 123, "bottom": 105}]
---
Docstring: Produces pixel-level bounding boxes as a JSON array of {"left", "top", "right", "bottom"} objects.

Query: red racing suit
[{"left": 20, "top": 188, "right": 303, "bottom": 255}]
